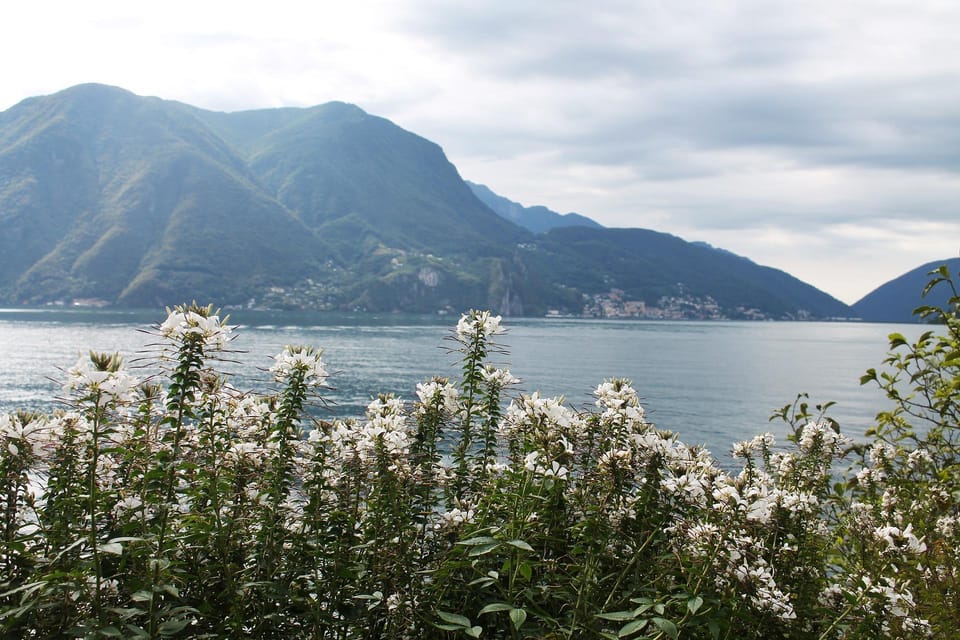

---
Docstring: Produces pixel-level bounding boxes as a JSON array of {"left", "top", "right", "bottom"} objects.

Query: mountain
[
  {"left": 853, "top": 258, "right": 960, "bottom": 323},
  {"left": 0, "top": 84, "right": 323, "bottom": 307},
  {"left": 521, "top": 227, "right": 852, "bottom": 319},
  {"left": 0, "top": 84, "right": 852, "bottom": 319},
  {"left": 466, "top": 181, "right": 603, "bottom": 233}
]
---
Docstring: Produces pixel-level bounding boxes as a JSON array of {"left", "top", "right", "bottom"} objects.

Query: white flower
[
  {"left": 874, "top": 523, "right": 927, "bottom": 555},
  {"left": 712, "top": 481, "right": 743, "bottom": 509},
  {"left": 597, "top": 448, "right": 633, "bottom": 474},
  {"left": 63, "top": 353, "right": 140, "bottom": 403},
  {"left": 269, "top": 345, "right": 329, "bottom": 387},
  {"left": 798, "top": 421, "right": 850, "bottom": 454},
  {"left": 868, "top": 577, "right": 916, "bottom": 618},
  {"left": 594, "top": 379, "right": 640, "bottom": 410},
  {"left": 733, "top": 432, "right": 775, "bottom": 458},
  {"left": 935, "top": 515, "right": 956, "bottom": 538},
  {"left": 367, "top": 395, "right": 405, "bottom": 418},
  {"left": 159, "top": 306, "right": 232, "bottom": 350},
  {"left": 455, "top": 310, "right": 504, "bottom": 341},
  {"left": 906, "top": 447, "right": 933, "bottom": 470},
  {"left": 415, "top": 378, "right": 459, "bottom": 415},
  {"left": 0, "top": 414, "right": 46, "bottom": 447},
  {"left": 868, "top": 441, "right": 897, "bottom": 467},
  {"left": 522, "top": 450, "right": 569, "bottom": 479},
  {"left": 480, "top": 365, "right": 520, "bottom": 388},
  {"left": 501, "top": 392, "right": 580, "bottom": 440},
  {"left": 438, "top": 507, "right": 475, "bottom": 529}
]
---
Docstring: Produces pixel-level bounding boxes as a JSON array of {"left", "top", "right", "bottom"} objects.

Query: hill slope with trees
[{"left": 0, "top": 84, "right": 852, "bottom": 319}]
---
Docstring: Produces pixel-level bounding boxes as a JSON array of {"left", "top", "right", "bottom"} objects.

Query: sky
[{"left": 2, "top": 0, "right": 958, "bottom": 304}]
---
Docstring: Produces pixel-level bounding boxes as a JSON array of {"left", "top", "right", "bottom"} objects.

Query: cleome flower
[
  {"left": 62, "top": 352, "right": 140, "bottom": 403},
  {"left": 798, "top": 421, "right": 851, "bottom": 454},
  {"left": 732, "top": 432, "right": 775, "bottom": 459},
  {"left": 874, "top": 523, "right": 927, "bottom": 555},
  {"left": 455, "top": 309, "right": 504, "bottom": 342},
  {"left": 479, "top": 364, "right": 520, "bottom": 388},
  {"left": 269, "top": 345, "right": 330, "bottom": 388},
  {"left": 415, "top": 377, "right": 459, "bottom": 416},
  {"left": 158, "top": 303, "right": 232, "bottom": 350},
  {"left": 0, "top": 413, "right": 48, "bottom": 458}
]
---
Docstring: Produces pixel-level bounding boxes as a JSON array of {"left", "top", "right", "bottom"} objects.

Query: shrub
[{"left": 0, "top": 270, "right": 957, "bottom": 638}]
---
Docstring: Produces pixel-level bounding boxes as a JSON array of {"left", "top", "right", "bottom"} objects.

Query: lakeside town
[{"left": 557, "top": 288, "right": 780, "bottom": 321}]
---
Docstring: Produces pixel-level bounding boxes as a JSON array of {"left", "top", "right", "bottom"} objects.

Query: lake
[{"left": 0, "top": 307, "right": 923, "bottom": 461}]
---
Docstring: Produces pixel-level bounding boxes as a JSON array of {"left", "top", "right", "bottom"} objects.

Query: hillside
[
  {"left": 0, "top": 84, "right": 324, "bottom": 307},
  {"left": 853, "top": 258, "right": 960, "bottom": 323},
  {"left": 0, "top": 84, "right": 853, "bottom": 319},
  {"left": 466, "top": 181, "right": 602, "bottom": 233}
]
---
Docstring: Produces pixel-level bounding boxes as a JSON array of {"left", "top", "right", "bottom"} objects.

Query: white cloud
[{"left": 1, "top": 0, "right": 957, "bottom": 303}]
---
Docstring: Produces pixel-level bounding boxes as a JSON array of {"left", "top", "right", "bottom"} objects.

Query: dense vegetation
[
  {"left": 0, "top": 84, "right": 852, "bottom": 318},
  {"left": 1, "top": 268, "right": 957, "bottom": 638}
]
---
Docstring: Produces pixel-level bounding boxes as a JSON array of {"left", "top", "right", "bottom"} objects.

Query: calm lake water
[{"left": 0, "top": 308, "right": 924, "bottom": 460}]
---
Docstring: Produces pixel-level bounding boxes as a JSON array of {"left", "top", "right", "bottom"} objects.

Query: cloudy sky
[{"left": 2, "top": 0, "right": 957, "bottom": 304}]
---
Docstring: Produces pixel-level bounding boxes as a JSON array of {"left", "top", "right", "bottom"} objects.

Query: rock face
[{"left": 0, "top": 84, "right": 853, "bottom": 319}]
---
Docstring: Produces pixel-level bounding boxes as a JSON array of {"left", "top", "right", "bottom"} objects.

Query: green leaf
[
  {"left": 468, "top": 576, "right": 497, "bottom": 588},
  {"left": 517, "top": 561, "right": 532, "bottom": 581},
  {"left": 458, "top": 536, "right": 498, "bottom": 546},
  {"left": 509, "top": 608, "right": 527, "bottom": 629},
  {"left": 158, "top": 584, "right": 180, "bottom": 598},
  {"left": 618, "top": 618, "right": 649, "bottom": 637},
  {"left": 467, "top": 576, "right": 497, "bottom": 588},
  {"left": 437, "top": 611, "right": 471, "bottom": 628},
  {"left": 466, "top": 626, "right": 483, "bottom": 638},
  {"left": 157, "top": 618, "right": 191, "bottom": 635},
  {"left": 652, "top": 617, "right": 678, "bottom": 640},
  {"left": 708, "top": 619, "right": 721, "bottom": 639},
  {"left": 686, "top": 595, "right": 704, "bottom": 615},
  {"left": 468, "top": 542, "right": 500, "bottom": 556},
  {"left": 478, "top": 603, "right": 513, "bottom": 615},
  {"left": 99, "top": 542, "right": 123, "bottom": 555},
  {"left": 505, "top": 539, "right": 534, "bottom": 552},
  {"left": 596, "top": 610, "right": 638, "bottom": 622}
]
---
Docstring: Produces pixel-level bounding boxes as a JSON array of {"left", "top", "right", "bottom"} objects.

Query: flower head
[
  {"left": 270, "top": 345, "right": 329, "bottom": 387},
  {"left": 63, "top": 352, "right": 140, "bottom": 403},
  {"left": 159, "top": 303, "right": 232, "bottom": 350},
  {"left": 455, "top": 310, "right": 504, "bottom": 342}
]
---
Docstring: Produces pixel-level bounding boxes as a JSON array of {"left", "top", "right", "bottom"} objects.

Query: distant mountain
[
  {"left": 466, "top": 181, "right": 603, "bottom": 233},
  {"left": 853, "top": 258, "right": 960, "bottom": 323},
  {"left": 524, "top": 227, "right": 852, "bottom": 319},
  {"left": 0, "top": 84, "right": 852, "bottom": 319},
  {"left": 0, "top": 84, "right": 322, "bottom": 307}
]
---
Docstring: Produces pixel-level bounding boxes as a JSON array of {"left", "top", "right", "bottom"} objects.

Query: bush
[{"left": 1, "top": 271, "right": 958, "bottom": 638}]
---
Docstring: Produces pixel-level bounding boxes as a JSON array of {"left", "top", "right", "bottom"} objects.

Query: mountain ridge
[
  {"left": 466, "top": 181, "right": 603, "bottom": 234},
  {"left": 853, "top": 258, "right": 960, "bottom": 323},
  {"left": 0, "top": 84, "right": 852, "bottom": 319}
]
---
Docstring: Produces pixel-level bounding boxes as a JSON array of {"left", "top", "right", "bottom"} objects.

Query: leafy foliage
[{"left": 1, "top": 266, "right": 958, "bottom": 638}]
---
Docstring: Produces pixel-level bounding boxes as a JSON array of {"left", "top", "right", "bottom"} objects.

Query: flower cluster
[
  {"left": 158, "top": 303, "right": 232, "bottom": 349},
  {"left": 415, "top": 377, "right": 459, "bottom": 416},
  {"left": 269, "top": 345, "right": 329, "bottom": 387},
  {"left": 455, "top": 309, "right": 503, "bottom": 342},
  {"left": 62, "top": 352, "right": 140, "bottom": 403}
]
